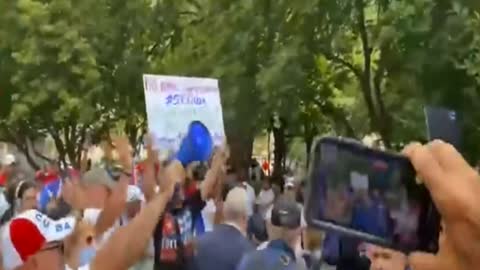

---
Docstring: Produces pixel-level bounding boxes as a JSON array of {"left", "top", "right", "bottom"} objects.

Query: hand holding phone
[{"left": 305, "top": 137, "right": 431, "bottom": 253}]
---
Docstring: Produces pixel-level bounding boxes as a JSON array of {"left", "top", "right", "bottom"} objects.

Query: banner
[{"left": 143, "top": 74, "right": 225, "bottom": 152}]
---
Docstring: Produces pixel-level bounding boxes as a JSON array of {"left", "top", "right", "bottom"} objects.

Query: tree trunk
[
  {"left": 225, "top": 128, "right": 254, "bottom": 181},
  {"left": 305, "top": 134, "right": 313, "bottom": 167},
  {"left": 355, "top": 0, "right": 393, "bottom": 147},
  {"left": 303, "top": 115, "right": 316, "bottom": 167},
  {"left": 272, "top": 118, "right": 286, "bottom": 184}
]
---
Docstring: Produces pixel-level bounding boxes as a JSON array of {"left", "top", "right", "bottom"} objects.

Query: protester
[
  {"left": 247, "top": 211, "right": 268, "bottom": 246},
  {"left": 38, "top": 163, "right": 81, "bottom": 212},
  {"left": 366, "top": 244, "right": 407, "bottom": 270},
  {"left": 185, "top": 161, "right": 212, "bottom": 236},
  {"left": 80, "top": 168, "right": 129, "bottom": 248},
  {"left": 122, "top": 185, "right": 154, "bottom": 270},
  {"left": 192, "top": 187, "right": 253, "bottom": 270},
  {"left": 237, "top": 197, "right": 306, "bottom": 270},
  {"left": 0, "top": 180, "right": 38, "bottom": 225},
  {"left": 2, "top": 128, "right": 480, "bottom": 270},
  {"left": 0, "top": 154, "right": 16, "bottom": 187},
  {"left": 0, "top": 151, "right": 180, "bottom": 270},
  {"left": 256, "top": 178, "right": 274, "bottom": 218},
  {"left": 140, "top": 136, "right": 225, "bottom": 270},
  {"left": 64, "top": 220, "right": 97, "bottom": 269},
  {"left": 38, "top": 178, "right": 62, "bottom": 212},
  {"left": 249, "top": 158, "right": 263, "bottom": 182},
  {"left": 76, "top": 136, "right": 134, "bottom": 251},
  {"left": 1, "top": 209, "right": 79, "bottom": 270},
  {"left": 259, "top": 194, "right": 307, "bottom": 268},
  {"left": 35, "top": 162, "right": 60, "bottom": 186},
  {"left": 238, "top": 171, "right": 255, "bottom": 218},
  {"left": 282, "top": 178, "right": 306, "bottom": 227}
]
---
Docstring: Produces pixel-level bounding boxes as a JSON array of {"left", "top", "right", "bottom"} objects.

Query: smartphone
[
  {"left": 305, "top": 137, "right": 431, "bottom": 252},
  {"left": 424, "top": 106, "right": 461, "bottom": 149}
]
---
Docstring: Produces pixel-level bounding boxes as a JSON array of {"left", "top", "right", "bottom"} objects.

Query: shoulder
[{"left": 237, "top": 249, "right": 270, "bottom": 270}]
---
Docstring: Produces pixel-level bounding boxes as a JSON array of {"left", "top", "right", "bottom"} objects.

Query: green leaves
[{"left": 2, "top": 0, "right": 480, "bottom": 166}]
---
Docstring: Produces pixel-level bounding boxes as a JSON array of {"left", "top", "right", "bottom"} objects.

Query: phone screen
[
  {"left": 424, "top": 106, "right": 461, "bottom": 149},
  {"left": 305, "top": 138, "right": 431, "bottom": 252}
]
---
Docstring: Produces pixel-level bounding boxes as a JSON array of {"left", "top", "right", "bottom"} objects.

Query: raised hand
[
  {"left": 140, "top": 134, "right": 160, "bottom": 202},
  {"left": 210, "top": 144, "right": 228, "bottom": 172},
  {"left": 62, "top": 177, "right": 89, "bottom": 210},
  {"left": 403, "top": 140, "right": 480, "bottom": 270},
  {"left": 112, "top": 135, "right": 133, "bottom": 172}
]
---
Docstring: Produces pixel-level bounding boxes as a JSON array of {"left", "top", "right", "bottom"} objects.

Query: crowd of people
[{"left": 0, "top": 137, "right": 478, "bottom": 270}]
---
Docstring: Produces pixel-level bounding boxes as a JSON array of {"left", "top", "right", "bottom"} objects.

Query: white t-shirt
[
  {"left": 83, "top": 208, "right": 154, "bottom": 257},
  {"left": 201, "top": 200, "right": 216, "bottom": 232},
  {"left": 244, "top": 183, "right": 256, "bottom": 217},
  {"left": 66, "top": 264, "right": 90, "bottom": 270},
  {"left": 83, "top": 208, "right": 120, "bottom": 248},
  {"left": 256, "top": 189, "right": 275, "bottom": 218}
]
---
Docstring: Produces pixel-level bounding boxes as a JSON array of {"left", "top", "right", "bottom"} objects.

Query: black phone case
[{"left": 304, "top": 137, "right": 434, "bottom": 253}]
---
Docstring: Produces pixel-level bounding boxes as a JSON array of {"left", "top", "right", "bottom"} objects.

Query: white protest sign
[
  {"left": 142, "top": 74, "right": 225, "bottom": 152},
  {"left": 350, "top": 171, "right": 369, "bottom": 191}
]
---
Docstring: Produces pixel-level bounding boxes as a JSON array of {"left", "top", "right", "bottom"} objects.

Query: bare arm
[
  {"left": 142, "top": 136, "right": 159, "bottom": 202},
  {"left": 94, "top": 175, "right": 128, "bottom": 236},
  {"left": 200, "top": 149, "right": 226, "bottom": 200},
  {"left": 90, "top": 162, "right": 176, "bottom": 270},
  {"left": 91, "top": 189, "right": 170, "bottom": 270},
  {"left": 142, "top": 160, "right": 157, "bottom": 202}
]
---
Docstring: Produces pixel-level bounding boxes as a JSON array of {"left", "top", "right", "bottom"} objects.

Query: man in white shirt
[
  {"left": 243, "top": 181, "right": 256, "bottom": 218},
  {"left": 256, "top": 179, "right": 275, "bottom": 218},
  {"left": 80, "top": 168, "right": 121, "bottom": 247},
  {"left": 201, "top": 199, "right": 217, "bottom": 232}
]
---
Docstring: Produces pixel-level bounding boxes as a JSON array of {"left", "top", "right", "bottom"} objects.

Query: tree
[{"left": 0, "top": 0, "right": 162, "bottom": 167}]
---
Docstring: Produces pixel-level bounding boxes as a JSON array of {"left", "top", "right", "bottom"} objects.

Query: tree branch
[
  {"left": 313, "top": 99, "right": 357, "bottom": 139},
  {"left": 320, "top": 49, "right": 364, "bottom": 80}
]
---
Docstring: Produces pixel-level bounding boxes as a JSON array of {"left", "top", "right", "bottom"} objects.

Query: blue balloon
[{"left": 175, "top": 121, "right": 214, "bottom": 167}]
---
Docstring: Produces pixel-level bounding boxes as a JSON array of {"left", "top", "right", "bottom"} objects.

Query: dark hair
[
  {"left": 247, "top": 213, "right": 268, "bottom": 242},
  {"left": 46, "top": 198, "right": 73, "bottom": 220},
  {"left": 15, "top": 180, "right": 37, "bottom": 200},
  {"left": 192, "top": 162, "right": 208, "bottom": 181},
  {"left": 5, "top": 179, "right": 36, "bottom": 205},
  {"left": 0, "top": 180, "right": 36, "bottom": 226}
]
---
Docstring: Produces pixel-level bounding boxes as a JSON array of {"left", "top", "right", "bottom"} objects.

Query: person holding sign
[{"left": 140, "top": 121, "right": 225, "bottom": 270}]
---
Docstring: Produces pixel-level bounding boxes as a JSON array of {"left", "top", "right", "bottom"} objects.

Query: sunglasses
[{"left": 40, "top": 241, "right": 64, "bottom": 253}]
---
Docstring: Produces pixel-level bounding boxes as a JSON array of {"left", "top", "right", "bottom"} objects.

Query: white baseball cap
[
  {"left": 2, "top": 154, "right": 16, "bottom": 166},
  {"left": 1, "top": 210, "right": 76, "bottom": 270}
]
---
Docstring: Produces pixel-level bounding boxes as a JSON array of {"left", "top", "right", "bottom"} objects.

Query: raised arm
[
  {"left": 90, "top": 160, "right": 179, "bottom": 270},
  {"left": 200, "top": 148, "right": 227, "bottom": 200},
  {"left": 94, "top": 175, "right": 128, "bottom": 236},
  {"left": 142, "top": 135, "right": 159, "bottom": 202}
]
